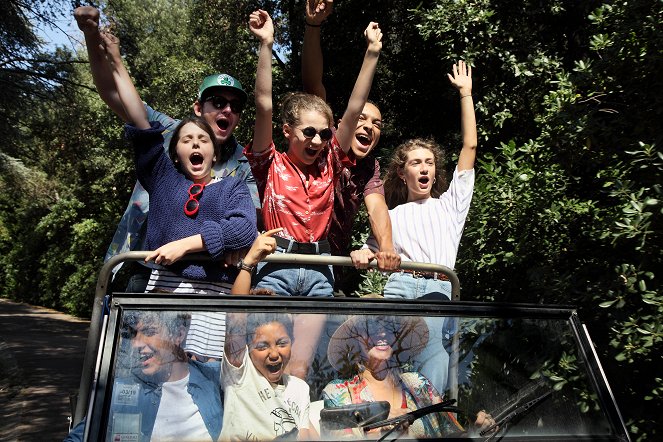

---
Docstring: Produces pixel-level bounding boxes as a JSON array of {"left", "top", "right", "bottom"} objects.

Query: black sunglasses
[
  {"left": 299, "top": 126, "right": 333, "bottom": 141},
  {"left": 184, "top": 183, "right": 205, "bottom": 217},
  {"left": 204, "top": 95, "right": 244, "bottom": 113}
]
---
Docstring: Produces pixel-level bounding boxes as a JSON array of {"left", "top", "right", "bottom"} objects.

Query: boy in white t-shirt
[{"left": 220, "top": 312, "right": 312, "bottom": 441}]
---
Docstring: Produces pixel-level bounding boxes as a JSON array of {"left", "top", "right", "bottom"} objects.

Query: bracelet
[
  {"left": 305, "top": 21, "right": 322, "bottom": 27},
  {"left": 237, "top": 259, "right": 256, "bottom": 273},
  {"left": 460, "top": 94, "right": 472, "bottom": 99}
]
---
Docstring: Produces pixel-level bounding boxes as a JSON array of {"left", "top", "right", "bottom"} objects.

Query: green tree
[
  {"left": 412, "top": 0, "right": 662, "bottom": 438},
  {"left": 1, "top": 0, "right": 86, "bottom": 153},
  {"left": 1, "top": 0, "right": 660, "bottom": 437}
]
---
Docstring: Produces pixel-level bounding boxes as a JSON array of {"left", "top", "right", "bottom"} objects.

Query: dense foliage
[{"left": 0, "top": 0, "right": 660, "bottom": 438}]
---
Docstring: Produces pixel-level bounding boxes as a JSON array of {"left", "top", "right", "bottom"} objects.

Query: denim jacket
[{"left": 65, "top": 360, "right": 223, "bottom": 442}]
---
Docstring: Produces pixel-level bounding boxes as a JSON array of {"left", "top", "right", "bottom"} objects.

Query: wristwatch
[{"left": 237, "top": 259, "right": 256, "bottom": 273}]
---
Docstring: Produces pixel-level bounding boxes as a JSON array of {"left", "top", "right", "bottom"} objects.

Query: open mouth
[
  {"left": 216, "top": 117, "right": 229, "bottom": 131},
  {"left": 190, "top": 152, "right": 204, "bottom": 165},
  {"left": 266, "top": 362, "right": 283, "bottom": 374},
  {"left": 305, "top": 147, "right": 320, "bottom": 157},
  {"left": 418, "top": 176, "right": 430, "bottom": 185},
  {"left": 374, "top": 339, "right": 391, "bottom": 350},
  {"left": 139, "top": 352, "right": 154, "bottom": 364},
  {"left": 355, "top": 133, "right": 372, "bottom": 148}
]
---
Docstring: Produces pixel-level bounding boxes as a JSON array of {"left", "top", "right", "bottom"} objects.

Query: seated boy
[{"left": 65, "top": 311, "right": 223, "bottom": 442}]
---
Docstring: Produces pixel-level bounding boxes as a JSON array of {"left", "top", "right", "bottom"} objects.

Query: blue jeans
[
  {"left": 254, "top": 246, "right": 334, "bottom": 297},
  {"left": 124, "top": 263, "right": 151, "bottom": 293},
  {"left": 384, "top": 272, "right": 452, "bottom": 394},
  {"left": 383, "top": 272, "right": 452, "bottom": 300}
]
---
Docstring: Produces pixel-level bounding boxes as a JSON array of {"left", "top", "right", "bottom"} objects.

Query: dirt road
[{"left": 0, "top": 298, "right": 89, "bottom": 441}]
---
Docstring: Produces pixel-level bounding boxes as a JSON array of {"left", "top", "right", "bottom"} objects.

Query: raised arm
[
  {"left": 301, "top": 0, "right": 334, "bottom": 99},
  {"left": 74, "top": 6, "right": 129, "bottom": 121},
  {"left": 101, "top": 32, "right": 149, "bottom": 129},
  {"left": 448, "top": 60, "right": 477, "bottom": 171},
  {"left": 224, "top": 312, "right": 248, "bottom": 368},
  {"left": 249, "top": 9, "right": 275, "bottom": 154},
  {"left": 335, "top": 22, "right": 382, "bottom": 153}
]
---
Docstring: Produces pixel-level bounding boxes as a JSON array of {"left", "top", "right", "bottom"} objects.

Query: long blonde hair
[{"left": 383, "top": 138, "right": 447, "bottom": 209}]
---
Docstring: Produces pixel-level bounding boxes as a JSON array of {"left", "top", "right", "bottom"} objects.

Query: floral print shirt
[{"left": 322, "top": 371, "right": 464, "bottom": 438}]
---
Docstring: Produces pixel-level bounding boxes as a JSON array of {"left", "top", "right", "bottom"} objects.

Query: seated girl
[
  {"left": 322, "top": 315, "right": 464, "bottom": 439},
  {"left": 221, "top": 312, "right": 313, "bottom": 440}
]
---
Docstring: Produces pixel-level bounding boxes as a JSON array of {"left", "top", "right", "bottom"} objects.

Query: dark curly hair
[
  {"left": 121, "top": 310, "right": 191, "bottom": 341},
  {"left": 246, "top": 312, "right": 294, "bottom": 345}
]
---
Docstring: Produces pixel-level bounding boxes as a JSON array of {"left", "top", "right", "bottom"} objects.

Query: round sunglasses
[
  {"left": 204, "top": 95, "right": 244, "bottom": 114},
  {"left": 298, "top": 126, "right": 333, "bottom": 141}
]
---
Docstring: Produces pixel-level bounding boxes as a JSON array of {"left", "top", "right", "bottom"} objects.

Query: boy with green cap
[{"left": 74, "top": 6, "right": 260, "bottom": 291}]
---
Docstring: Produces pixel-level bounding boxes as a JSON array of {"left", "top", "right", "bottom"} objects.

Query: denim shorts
[{"left": 254, "top": 247, "right": 334, "bottom": 297}]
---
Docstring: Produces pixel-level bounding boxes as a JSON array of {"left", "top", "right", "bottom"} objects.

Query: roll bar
[{"left": 73, "top": 252, "right": 460, "bottom": 424}]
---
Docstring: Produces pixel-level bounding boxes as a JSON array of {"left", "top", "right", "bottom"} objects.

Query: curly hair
[
  {"left": 246, "top": 312, "right": 294, "bottom": 345},
  {"left": 383, "top": 138, "right": 447, "bottom": 209},
  {"left": 280, "top": 92, "right": 333, "bottom": 127}
]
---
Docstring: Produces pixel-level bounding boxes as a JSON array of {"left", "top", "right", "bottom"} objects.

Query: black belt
[{"left": 275, "top": 236, "right": 331, "bottom": 254}]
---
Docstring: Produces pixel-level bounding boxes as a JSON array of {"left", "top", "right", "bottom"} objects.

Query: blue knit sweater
[{"left": 125, "top": 121, "right": 257, "bottom": 282}]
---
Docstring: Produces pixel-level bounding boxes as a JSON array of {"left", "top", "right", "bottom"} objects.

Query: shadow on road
[{"left": 0, "top": 298, "right": 89, "bottom": 442}]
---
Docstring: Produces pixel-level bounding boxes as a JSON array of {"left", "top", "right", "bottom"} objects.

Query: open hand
[{"left": 448, "top": 60, "right": 473, "bottom": 96}]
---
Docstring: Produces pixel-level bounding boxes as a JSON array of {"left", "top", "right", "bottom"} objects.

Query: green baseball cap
[{"left": 197, "top": 73, "right": 248, "bottom": 106}]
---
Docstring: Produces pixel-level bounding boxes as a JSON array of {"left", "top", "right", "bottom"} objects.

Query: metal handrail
[{"left": 74, "top": 252, "right": 461, "bottom": 424}]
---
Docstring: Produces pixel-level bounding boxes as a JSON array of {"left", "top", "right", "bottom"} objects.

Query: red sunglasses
[{"left": 184, "top": 183, "right": 205, "bottom": 216}]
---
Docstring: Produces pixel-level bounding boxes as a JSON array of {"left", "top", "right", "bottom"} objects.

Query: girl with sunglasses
[
  {"left": 244, "top": 10, "right": 383, "bottom": 297},
  {"left": 240, "top": 10, "right": 382, "bottom": 384},
  {"left": 99, "top": 31, "right": 257, "bottom": 358}
]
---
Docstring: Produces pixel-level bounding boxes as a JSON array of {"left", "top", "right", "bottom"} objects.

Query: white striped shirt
[
  {"left": 145, "top": 268, "right": 233, "bottom": 295},
  {"left": 184, "top": 312, "right": 227, "bottom": 360},
  {"left": 367, "top": 167, "right": 475, "bottom": 269},
  {"left": 145, "top": 268, "right": 231, "bottom": 359}
]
